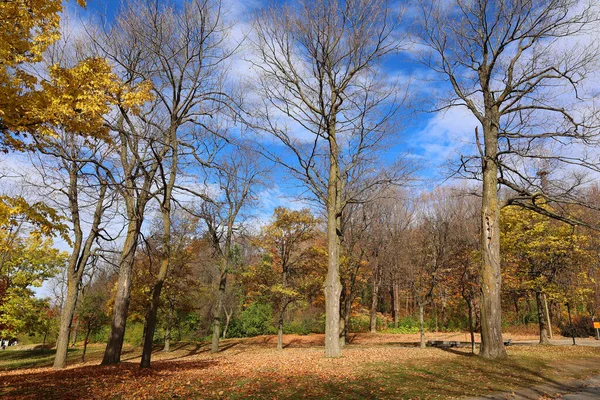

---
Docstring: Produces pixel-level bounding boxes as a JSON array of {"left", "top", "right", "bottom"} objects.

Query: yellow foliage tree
[
  {"left": 501, "top": 205, "right": 593, "bottom": 343},
  {"left": 0, "top": 0, "right": 152, "bottom": 150}
]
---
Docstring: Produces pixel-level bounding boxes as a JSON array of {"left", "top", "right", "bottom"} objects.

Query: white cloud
[{"left": 410, "top": 106, "right": 479, "bottom": 167}]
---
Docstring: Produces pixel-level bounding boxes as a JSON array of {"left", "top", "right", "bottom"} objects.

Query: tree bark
[
  {"left": 141, "top": 125, "right": 177, "bottom": 368},
  {"left": 341, "top": 290, "right": 353, "bottom": 346},
  {"left": 222, "top": 307, "right": 232, "bottom": 339},
  {"left": 392, "top": 280, "right": 400, "bottom": 327},
  {"left": 71, "top": 317, "right": 79, "bottom": 347},
  {"left": 419, "top": 303, "right": 426, "bottom": 349},
  {"left": 140, "top": 273, "right": 166, "bottom": 367},
  {"left": 54, "top": 174, "right": 107, "bottom": 370},
  {"left": 42, "top": 332, "right": 47, "bottom": 354},
  {"left": 543, "top": 294, "right": 553, "bottom": 339},
  {"left": 370, "top": 275, "right": 379, "bottom": 334},
  {"left": 277, "top": 316, "right": 284, "bottom": 350},
  {"left": 479, "top": 119, "right": 507, "bottom": 359},
  {"left": 163, "top": 301, "right": 173, "bottom": 352},
  {"left": 535, "top": 291, "right": 550, "bottom": 345},
  {"left": 467, "top": 297, "right": 475, "bottom": 354},
  {"left": 211, "top": 264, "right": 227, "bottom": 353},
  {"left": 53, "top": 281, "right": 79, "bottom": 367},
  {"left": 101, "top": 216, "right": 143, "bottom": 365},
  {"left": 324, "top": 128, "right": 342, "bottom": 358},
  {"left": 163, "top": 325, "right": 171, "bottom": 353},
  {"left": 82, "top": 325, "right": 91, "bottom": 362}
]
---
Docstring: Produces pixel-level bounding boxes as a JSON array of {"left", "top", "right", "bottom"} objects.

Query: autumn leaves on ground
[{"left": 3, "top": 333, "right": 600, "bottom": 400}]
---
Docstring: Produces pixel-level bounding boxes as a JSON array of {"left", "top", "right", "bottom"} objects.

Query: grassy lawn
[
  {"left": 0, "top": 345, "right": 109, "bottom": 370},
  {"left": 1, "top": 336, "right": 600, "bottom": 399}
]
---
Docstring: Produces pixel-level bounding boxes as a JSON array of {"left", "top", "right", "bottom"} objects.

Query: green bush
[
  {"left": 382, "top": 317, "right": 421, "bottom": 334},
  {"left": 283, "top": 315, "right": 325, "bottom": 335},
  {"left": 124, "top": 322, "right": 145, "bottom": 345},
  {"left": 283, "top": 321, "right": 311, "bottom": 335},
  {"left": 348, "top": 314, "right": 371, "bottom": 333},
  {"left": 227, "top": 303, "right": 276, "bottom": 338}
]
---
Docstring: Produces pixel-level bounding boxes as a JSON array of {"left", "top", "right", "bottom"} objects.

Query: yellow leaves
[
  {"left": 500, "top": 205, "right": 594, "bottom": 296},
  {"left": 0, "top": 195, "right": 68, "bottom": 241},
  {"left": 0, "top": 0, "right": 62, "bottom": 66},
  {"left": 0, "top": 0, "right": 152, "bottom": 150},
  {"left": 35, "top": 58, "right": 153, "bottom": 141},
  {"left": 116, "top": 80, "right": 155, "bottom": 113}
]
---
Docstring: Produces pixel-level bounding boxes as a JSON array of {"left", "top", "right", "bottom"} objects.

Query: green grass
[{"left": 0, "top": 345, "right": 106, "bottom": 370}]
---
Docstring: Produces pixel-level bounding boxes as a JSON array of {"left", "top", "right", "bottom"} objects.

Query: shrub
[
  {"left": 227, "top": 303, "right": 276, "bottom": 338},
  {"left": 559, "top": 315, "right": 595, "bottom": 338},
  {"left": 124, "top": 322, "right": 145, "bottom": 345},
  {"left": 283, "top": 321, "right": 311, "bottom": 335},
  {"left": 382, "top": 317, "right": 421, "bottom": 334}
]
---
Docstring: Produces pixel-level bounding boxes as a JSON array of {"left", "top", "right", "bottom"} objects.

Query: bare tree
[
  {"left": 249, "top": 0, "right": 407, "bottom": 358},
  {"left": 127, "top": 0, "right": 232, "bottom": 369},
  {"left": 365, "top": 189, "right": 415, "bottom": 333},
  {"left": 27, "top": 132, "right": 114, "bottom": 369},
  {"left": 417, "top": 0, "right": 600, "bottom": 359},
  {"left": 190, "top": 148, "right": 264, "bottom": 353},
  {"left": 92, "top": 3, "right": 166, "bottom": 366},
  {"left": 86, "top": 0, "right": 232, "bottom": 366}
]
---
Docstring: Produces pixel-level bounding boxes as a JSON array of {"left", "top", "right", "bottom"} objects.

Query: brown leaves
[{"left": 2, "top": 334, "right": 600, "bottom": 399}]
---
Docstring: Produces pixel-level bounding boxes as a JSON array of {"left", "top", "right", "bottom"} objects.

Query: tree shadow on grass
[
  {"left": 235, "top": 349, "right": 585, "bottom": 400},
  {"left": 0, "top": 348, "right": 85, "bottom": 370},
  {"left": 0, "top": 359, "right": 220, "bottom": 400}
]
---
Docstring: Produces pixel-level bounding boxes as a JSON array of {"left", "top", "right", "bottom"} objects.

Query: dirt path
[{"left": 469, "top": 359, "right": 600, "bottom": 400}]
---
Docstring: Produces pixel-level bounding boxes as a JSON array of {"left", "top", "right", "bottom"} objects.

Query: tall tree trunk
[
  {"left": 277, "top": 315, "right": 284, "bottom": 350},
  {"left": 82, "top": 325, "right": 91, "bottom": 362},
  {"left": 222, "top": 307, "right": 232, "bottom": 339},
  {"left": 53, "top": 281, "right": 79, "bottom": 367},
  {"left": 141, "top": 127, "right": 177, "bottom": 368},
  {"left": 479, "top": 120, "right": 507, "bottom": 359},
  {"left": 211, "top": 263, "right": 227, "bottom": 353},
  {"left": 54, "top": 175, "right": 107, "bottom": 369},
  {"left": 163, "top": 325, "right": 171, "bottom": 353},
  {"left": 140, "top": 273, "right": 167, "bottom": 367},
  {"left": 341, "top": 291, "right": 353, "bottom": 346},
  {"left": 535, "top": 291, "right": 550, "bottom": 345},
  {"left": 441, "top": 293, "right": 447, "bottom": 328},
  {"left": 163, "top": 301, "right": 173, "bottom": 352},
  {"left": 324, "top": 131, "right": 342, "bottom": 358},
  {"left": 392, "top": 281, "right": 400, "bottom": 327},
  {"left": 278, "top": 267, "right": 289, "bottom": 350},
  {"left": 339, "top": 311, "right": 346, "bottom": 348},
  {"left": 467, "top": 297, "right": 475, "bottom": 354},
  {"left": 370, "top": 276, "right": 379, "bottom": 334},
  {"left": 543, "top": 294, "right": 553, "bottom": 339},
  {"left": 419, "top": 303, "right": 426, "bottom": 349},
  {"left": 71, "top": 317, "right": 79, "bottom": 347},
  {"left": 101, "top": 217, "right": 142, "bottom": 365}
]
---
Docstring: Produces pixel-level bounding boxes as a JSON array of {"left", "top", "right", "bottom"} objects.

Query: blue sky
[
  {"left": 68, "top": 0, "right": 476, "bottom": 190},
  {"left": 12, "top": 0, "right": 595, "bottom": 298}
]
